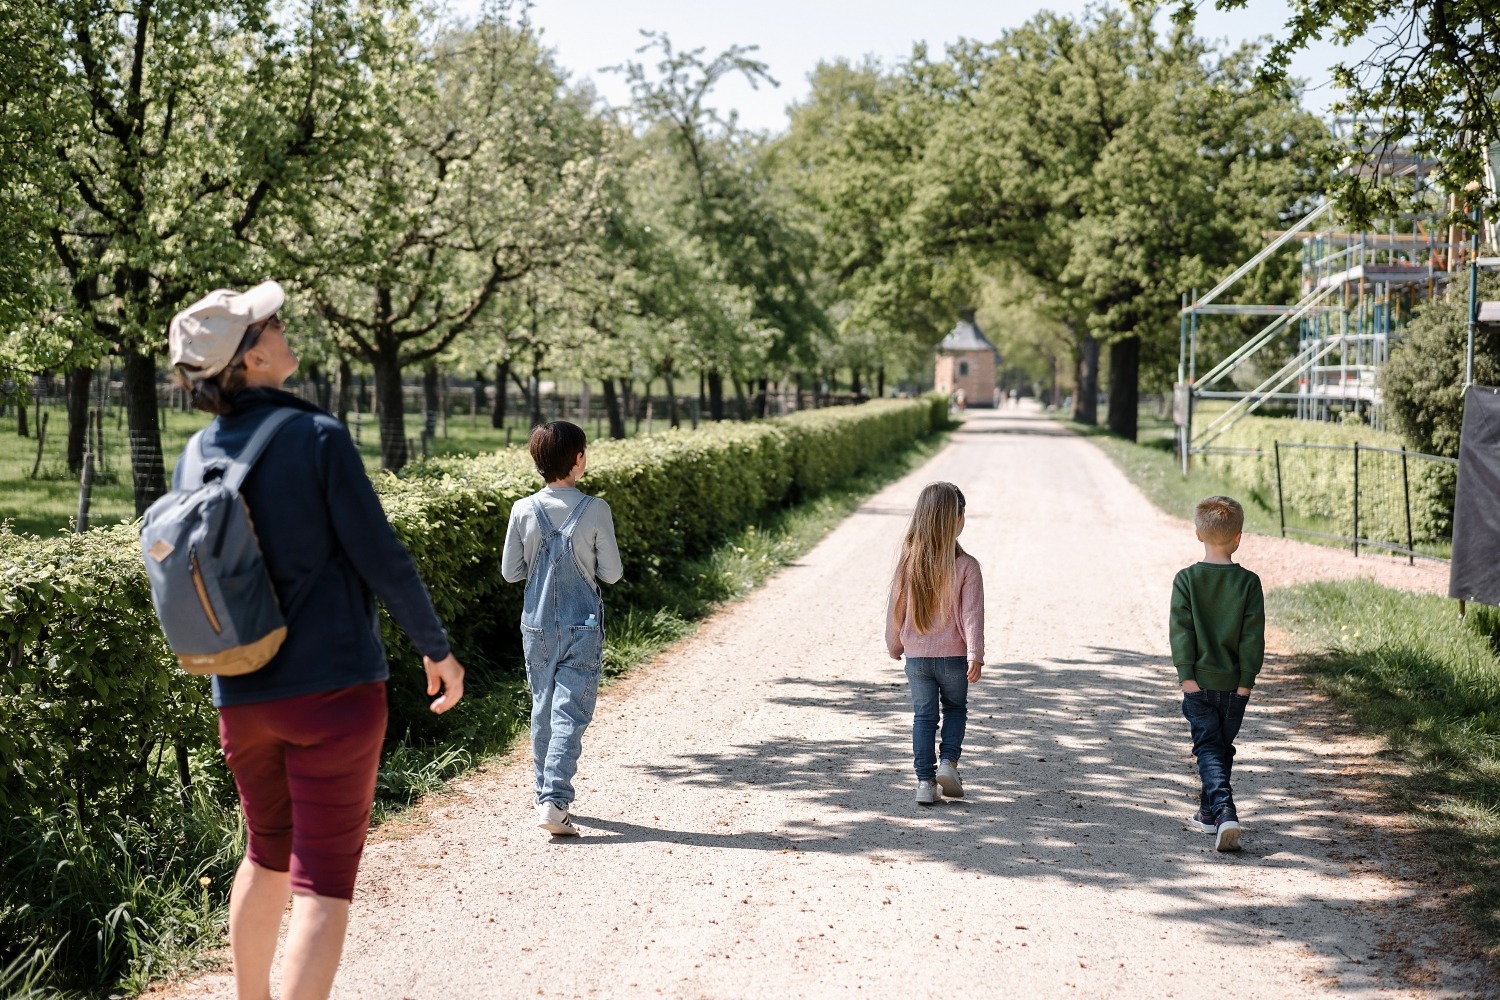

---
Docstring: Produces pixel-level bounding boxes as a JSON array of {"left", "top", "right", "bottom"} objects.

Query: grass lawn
[
  {"left": 1271, "top": 582, "right": 1500, "bottom": 951},
  {"left": 0, "top": 399, "right": 691, "bottom": 537},
  {"left": 1058, "top": 410, "right": 1391, "bottom": 555}
]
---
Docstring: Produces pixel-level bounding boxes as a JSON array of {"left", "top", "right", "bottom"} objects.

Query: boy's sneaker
[
  {"left": 936, "top": 760, "right": 964, "bottom": 798},
  {"left": 1214, "top": 820, "right": 1242, "bottom": 852},
  {"left": 536, "top": 801, "right": 580, "bottom": 837},
  {"left": 915, "top": 780, "right": 938, "bottom": 806},
  {"left": 1189, "top": 810, "right": 1217, "bottom": 833}
]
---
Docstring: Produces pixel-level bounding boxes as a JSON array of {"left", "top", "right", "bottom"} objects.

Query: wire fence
[{"left": 1270, "top": 440, "right": 1456, "bottom": 563}]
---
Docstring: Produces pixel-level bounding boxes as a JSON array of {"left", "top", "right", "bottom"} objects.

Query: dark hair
[
  {"left": 177, "top": 316, "right": 273, "bottom": 416},
  {"left": 528, "top": 420, "right": 588, "bottom": 482}
]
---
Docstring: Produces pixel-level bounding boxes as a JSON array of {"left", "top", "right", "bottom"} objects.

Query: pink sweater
[{"left": 885, "top": 553, "right": 985, "bottom": 662}]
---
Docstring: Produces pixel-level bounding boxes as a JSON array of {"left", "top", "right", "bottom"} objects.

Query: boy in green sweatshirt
[{"left": 1170, "top": 495, "right": 1265, "bottom": 852}]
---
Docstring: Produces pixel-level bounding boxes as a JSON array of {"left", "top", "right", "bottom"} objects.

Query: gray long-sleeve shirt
[{"left": 500, "top": 485, "right": 624, "bottom": 589}]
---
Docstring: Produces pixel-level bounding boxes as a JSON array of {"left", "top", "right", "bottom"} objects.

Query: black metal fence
[{"left": 1271, "top": 440, "right": 1456, "bottom": 563}]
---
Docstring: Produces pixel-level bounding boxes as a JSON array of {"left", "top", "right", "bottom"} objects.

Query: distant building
[{"left": 934, "top": 309, "right": 999, "bottom": 406}]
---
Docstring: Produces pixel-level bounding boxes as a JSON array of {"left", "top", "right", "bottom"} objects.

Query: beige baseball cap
[{"left": 168, "top": 280, "right": 285, "bottom": 380}]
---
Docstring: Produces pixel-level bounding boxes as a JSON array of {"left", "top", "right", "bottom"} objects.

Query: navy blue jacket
[{"left": 174, "top": 388, "right": 451, "bottom": 707}]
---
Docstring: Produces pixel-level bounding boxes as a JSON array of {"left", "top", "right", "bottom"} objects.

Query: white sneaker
[
  {"left": 1214, "top": 820, "right": 1242, "bottom": 852},
  {"left": 915, "top": 780, "right": 938, "bottom": 806},
  {"left": 936, "top": 760, "right": 964, "bottom": 798},
  {"left": 536, "top": 801, "right": 580, "bottom": 837}
]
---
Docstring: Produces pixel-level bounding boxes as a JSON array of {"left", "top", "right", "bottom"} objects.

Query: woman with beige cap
[{"left": 168, "top": 280, "right": 465, "bottom": 999}]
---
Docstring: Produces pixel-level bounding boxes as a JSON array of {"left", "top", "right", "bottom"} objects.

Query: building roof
[{"left": 938, "top": 311, "right": 998, "bottom": 354}]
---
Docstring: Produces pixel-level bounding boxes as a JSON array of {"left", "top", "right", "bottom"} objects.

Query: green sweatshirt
[{"left": 1169, "top": 562, "right": 1265, "bottom": 690}]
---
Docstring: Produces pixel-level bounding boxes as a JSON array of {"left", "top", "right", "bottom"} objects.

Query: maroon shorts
[{"left": 218, "top": 681, "right": 387, "bottom": 901}]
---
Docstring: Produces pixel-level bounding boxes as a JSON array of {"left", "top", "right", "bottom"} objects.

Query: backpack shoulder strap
[
  {"left": 222, "top": 408, "right": 301, "bottom": 493},
  {"left": 177, "top": 425, "right": 213, "bottom": 490}
]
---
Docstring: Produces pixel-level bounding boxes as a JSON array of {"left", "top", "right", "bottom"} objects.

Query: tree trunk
[
  {"left": 1074, "top": 334, "right": 1099, "bottom": 426},
  {"left": 492, "top": 361, "right": 509, "bottom": 428},
  {"left": 529, "top": 356, "right": 544, "bottom": 427},
  {"left": 422, "top": 361, "right": 440, "bottom": 442},
  {"left": 66, "top": 365, "right": 93, "bottom": 473},
  {"left": 732, "top": 377, "right": 749, "bottom": 420},
  {"left": 664, "top": 365, "right": 679, "bottom": 429},
  {"left": 122, "top": 350, "right": 167, "bottom": 513},
  {"left": 307, "top": 362, "right": 332, "bottom": 411},
  {"left": 16, "top": 387, "right": 26, "bottom": 437},
  {"left": 877, "top": 366, "right": 886, "bottom": 398},
  {"left": 636, "top": 379, "right": 651, "bottom": 432},
  {"left": 1107, "top": 336, "right": 1140, "bottom": 441},
  {"left": 336, "top": 357, "right": 353, "bottom": 425},
  {"left": 603, "top": 379, "right": 626, "bottom": 439},
  {"left": 755, "top": 377, "right": 768, "bottom": 419},
  {"left": 371, "top": 353, "right": 409, "bottom": 471},
  {"left": 707, "top": 370, "right": 725, "bottom": 421},
  {"left": 474, "top": 370, "right": 488, "bottom": 416},
  {"left": 851, "top": 368, "right": 862, "bottom": 398}
]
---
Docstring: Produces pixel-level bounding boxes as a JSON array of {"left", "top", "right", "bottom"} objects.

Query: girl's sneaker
[
  {"left": 936, "top": 760, "right": 964, "bottom": 798},
  {"left": 1189, "top": 810, "right": 1217, "bottom": 833},
  {"left": 915, "top": 780, "right": 938, "bottom": 805},
  {"left": 536, "top": 801, "right": 580, "bottom": 837},
  {"left": 1214, "top": 820, "right": 1242, "bottom": 852}
]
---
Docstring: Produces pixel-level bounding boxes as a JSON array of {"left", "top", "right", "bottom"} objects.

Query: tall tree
[
  {"left": 0, "top": 0, "right": 100, "bottom": 465},
  {"left": 776, "top": 56, "right": 960, "bottom": 382},
  {"left": 908, "top": 10, "right": 1322, "bottom": 433},
  {"left": 1163, "top": 0, "right": 1500, "bottom": 224},
  {"left": 616, "top": 33, "right": 824, "bottom": 419},
  {"left": 47, "top": 0, "right": 404, "bottom": 512},
  {"left": 294, "top": 9, "right": 609, "bottom": 469}
]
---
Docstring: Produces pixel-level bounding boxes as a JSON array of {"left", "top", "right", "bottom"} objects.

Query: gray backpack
[{"left": 140, "top": 409, "right": 298, "bottom": 676}]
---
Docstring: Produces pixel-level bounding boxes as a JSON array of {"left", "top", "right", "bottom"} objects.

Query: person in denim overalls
[{"left": 501, "top": 421, "right": 623, "bottom": 836}]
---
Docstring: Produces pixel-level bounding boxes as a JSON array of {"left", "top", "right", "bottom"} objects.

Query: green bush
[
  {"left": 1198, "top": 414, "right": 1455, "bottom": 545},
  {"left": 1381, "top": 274, "right": 1500, "bottom": 459},
  {"left": 0, "top": 395, "right": 940, "bottom": 990}
]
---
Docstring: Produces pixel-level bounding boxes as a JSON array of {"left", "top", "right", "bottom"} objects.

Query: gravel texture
[{"left": 156, "top": 406, "right": 1487, "bottom": 999}]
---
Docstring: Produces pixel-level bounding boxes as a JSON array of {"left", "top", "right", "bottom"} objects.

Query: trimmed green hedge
[
  {"left": 1, "top": 395, "right": 944, "bottom": 812},
  {"left": 1199, "top": 415, "right": 1455, "bottom": 545},
  {"left": 380, "top": 396, "right": 945, "bottom": 735},
  {"left": 0, "top": 395, "right": 943, "bottom": 987}
]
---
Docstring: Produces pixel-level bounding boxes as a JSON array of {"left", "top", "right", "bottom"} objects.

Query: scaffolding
[{"left": 1174, "top": 139, "right": 1490, "bottom": 468}]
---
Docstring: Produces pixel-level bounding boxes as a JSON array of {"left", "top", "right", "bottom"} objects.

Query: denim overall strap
[
  {"left": 531, "top": 496, "right": 558, "bottom": 537},
  {"left": 520, "top": 495, "right": 602, "bottom": 630},
  {"left": 556, "top": 494, "right": 593, "bottom": 535}
]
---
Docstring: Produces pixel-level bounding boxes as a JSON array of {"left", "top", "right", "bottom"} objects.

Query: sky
[{"left": 448, "top": 0, "right": 1363, "bottom": 133}]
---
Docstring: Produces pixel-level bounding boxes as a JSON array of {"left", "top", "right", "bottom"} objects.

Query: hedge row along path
[{"left": 159, "top": 406, "right": 1486, "bottom": 998}]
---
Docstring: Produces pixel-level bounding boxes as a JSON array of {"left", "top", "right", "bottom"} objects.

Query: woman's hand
[
  {"left": 967, "top": 660, "right": 983, "bottom": 682},
  {"left": 424, "top": 654, "right": 466, "bottom": 714}
]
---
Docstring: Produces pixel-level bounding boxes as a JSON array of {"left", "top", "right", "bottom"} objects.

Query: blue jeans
[
  {"left": 1182, "top": 689, "right": 1250, "bottom": 823},
  {"left": 522, "top": 622, "right": 603, "bottom": 810},
  {"left": 905, "top": 656, "right": 969, "bottom": 782}
]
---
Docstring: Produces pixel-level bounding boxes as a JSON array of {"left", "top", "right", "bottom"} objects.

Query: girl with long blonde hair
[{"left": 886, "top": 482, "right": 986, "bottom": 805}]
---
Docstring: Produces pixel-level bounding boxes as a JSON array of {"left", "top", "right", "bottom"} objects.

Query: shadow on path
[{"left": 623, "top": 650, "right": 1430, "bottom": 991}]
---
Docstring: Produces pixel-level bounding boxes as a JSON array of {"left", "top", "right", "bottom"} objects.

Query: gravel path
[{"left": 161, "top": 406, "right": 1486, "bottom": 999}]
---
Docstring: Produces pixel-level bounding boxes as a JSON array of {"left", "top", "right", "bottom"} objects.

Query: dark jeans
[
  {"left": 905, "top": 656, "right": 969, "bottom": 782},
  {"left": 1181, "top": 689, "right": 1250, "bottom": 823}
]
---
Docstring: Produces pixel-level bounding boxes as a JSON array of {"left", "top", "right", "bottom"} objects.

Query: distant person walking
[
  {"left": 167, "top": 281, "right": 465, "bottom": 1000},
  {"left": 886, "top": 482, "right": 985, "bottom": 805},
  {"left": 502, "top": 421, "right": 623, "bottom": 837},
  {"left": 1170, "top": 495, "right": 1264, "bottom": 852}
]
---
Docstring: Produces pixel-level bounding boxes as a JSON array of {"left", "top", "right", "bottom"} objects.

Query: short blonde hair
[{"left": 1194, "top": 495, "right": 1244, "bottom": 544}]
